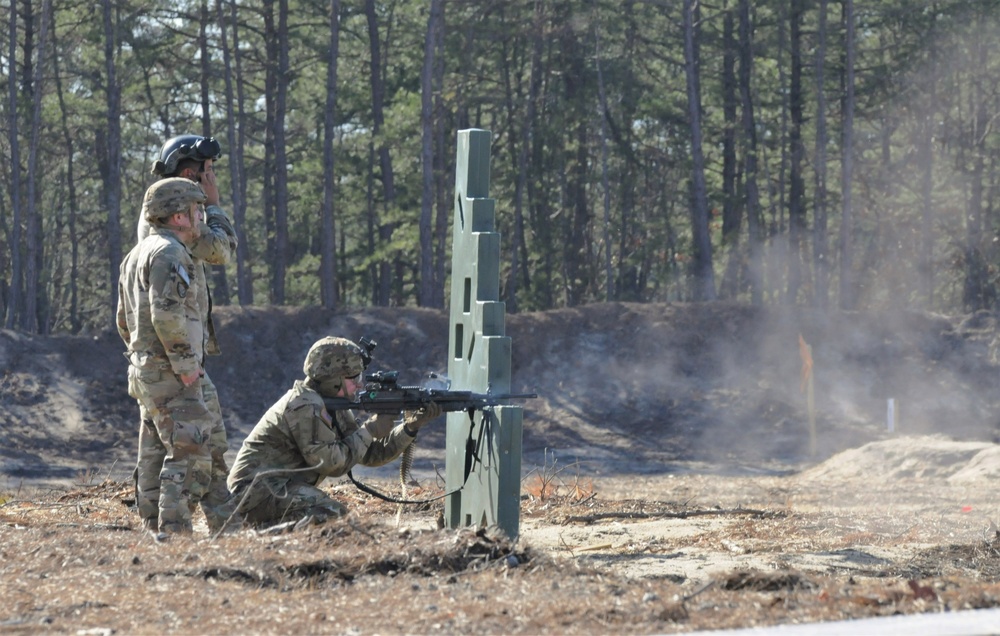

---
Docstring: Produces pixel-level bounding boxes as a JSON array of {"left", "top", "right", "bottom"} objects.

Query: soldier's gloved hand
[
  {"left": 199, "top": 162, "right": 220, "bottom": 206},
  {"left": 364, "top": 413, "right": 397, "bottom": 440},
  {"left": 403, "top": 402, "right": 442, "bottom": 435}
]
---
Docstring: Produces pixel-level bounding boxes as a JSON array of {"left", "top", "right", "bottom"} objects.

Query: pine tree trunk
[
  {"left": 418, "top": 0, "right": 441, "bottom": 308},
  {"left": 683, "top": 0, "right": 715, "bottom": 301},
  {"left": 217, "top": 0, "right": 252, "bottom": 305},
  {"left": 199, "top": 0, "right": 230, "bottom": 307},
  {"left": 919, "top": 77, "right": 936, "bottom": 307},
  {"left": 365, "top": 0, "right": 395, "bottom": 306},
  {"left": 51, "top": 15, "right": 80, "bottom": 331},
  {"left": 271, "top": 0, "right": 290, "bottom": 304},
  {"left": 839, "top": 0, "right": 856, "bottom": 310},
  {"left": 321, "top": 0, "right": 342, "bottom": 309},
  {"left": 720, "top": 1, "right": 740, "bottom": 300},
  {"left": 101, "top": 0, "right": 122, "bottom": 324},
  {"left": 813, "top": 0, "right": 830, "bottom": 307},
  {"left": 739, "top": 0, "right": 764, "bottom": 306},
  {"left": 3, "top": 0, "right": 21, "bottom": 330},
  {"left": 786, "top": 0, "right": 806, "bottom": 305},
  {"left": 595, "top": 22, "right": 613, "bottom": 302},
  {"left": 432, "top": 3, "right": 447, "bottom": 309}
]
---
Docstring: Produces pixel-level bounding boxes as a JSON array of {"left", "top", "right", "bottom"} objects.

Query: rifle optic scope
[{"left": 365, "top": 370, "right": 399, "bottom": 387}]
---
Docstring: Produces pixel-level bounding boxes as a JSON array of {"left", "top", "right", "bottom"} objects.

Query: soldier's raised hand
[{"left": 198, "top": 160, "right": 220, "bottom": 206}]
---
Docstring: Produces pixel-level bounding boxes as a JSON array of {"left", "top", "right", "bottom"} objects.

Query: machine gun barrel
[{"left": 322, "top": 386, "right": 537, "bottom": 415}]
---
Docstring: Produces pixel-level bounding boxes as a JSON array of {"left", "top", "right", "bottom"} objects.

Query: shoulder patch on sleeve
[{"left": 172, "top": 263, "right": 189, "bottom": 299}]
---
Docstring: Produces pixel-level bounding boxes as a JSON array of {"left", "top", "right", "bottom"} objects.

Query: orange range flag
[{"left": 799, "top": 333, "right": 813, "bottom": 393}]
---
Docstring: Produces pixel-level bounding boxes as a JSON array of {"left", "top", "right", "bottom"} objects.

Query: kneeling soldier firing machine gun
[
  {"left": 323, "top": 336, "right": 537, "bottom": 504},
  {"left": 222, "top": 335, "right": 535, "bottom": 536}
]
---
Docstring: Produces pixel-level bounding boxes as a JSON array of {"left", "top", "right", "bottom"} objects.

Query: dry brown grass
[{"left": 3, "top": 477, "right": 1000, "bottom": 634}]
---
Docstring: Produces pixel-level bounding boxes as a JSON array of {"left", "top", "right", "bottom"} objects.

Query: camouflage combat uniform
[
  {"left": 118, "top": 178, "right": 231, "bottom": 534},
  {"left": 227, "top": 381, "right": 414, "bottom": 526},
  {"left": 132, "top": 203, "right": 237, "bottom": 532}
]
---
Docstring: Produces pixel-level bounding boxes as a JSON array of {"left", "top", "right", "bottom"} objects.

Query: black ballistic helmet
[{"left": 151, "top": 134, "right": 222, "bottom": 176}]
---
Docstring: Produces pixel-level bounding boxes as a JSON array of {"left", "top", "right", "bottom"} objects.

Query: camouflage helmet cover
[
  {"left": 143, "top": 177, "right": 207, "bottom": 222},
  {"left": 303, "top": 337, "right": 366, "bottom": 382}
]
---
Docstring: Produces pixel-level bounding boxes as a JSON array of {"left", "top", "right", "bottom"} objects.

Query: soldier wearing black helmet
[
  {"left": 143, "top": 134, "right": 235, "bottom": 266},
  {"left": 130, "top": 135, "right": 239, "bottom": 534},
  {"left": 227, "top": 337, "right": 441, "bottom": 529}
]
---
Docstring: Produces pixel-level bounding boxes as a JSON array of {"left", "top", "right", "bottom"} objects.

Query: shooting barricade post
[{"left": 444, "top": 129, "right": 523, "bottom": 540}]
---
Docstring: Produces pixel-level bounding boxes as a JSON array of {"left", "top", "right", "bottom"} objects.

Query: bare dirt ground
[{"left": 4, "top": 302, "right": 1000, "bottom": 633}]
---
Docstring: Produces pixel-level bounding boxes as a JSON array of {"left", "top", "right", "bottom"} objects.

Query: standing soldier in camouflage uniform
[
  {"left": 118, "top": 177, "right": 228, "bottom": 535},
  {"left": 227, "top": 337, "right": 441, "bottom": 528},
  {"left": 132, "top": 135, "right": 238, "bottom": 533}
]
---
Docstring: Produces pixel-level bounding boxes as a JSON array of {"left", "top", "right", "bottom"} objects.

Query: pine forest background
[{"left": 2, "top": 0, "right": 1000, "bottom": 334}]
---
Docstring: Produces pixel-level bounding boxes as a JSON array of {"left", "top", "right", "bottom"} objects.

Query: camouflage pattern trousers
[
  {"left": 129, "top": 365, "right": 232, "bottom": 534},
  {"left": 233, "top": 477, "right": 347, "bottom": 528}
]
